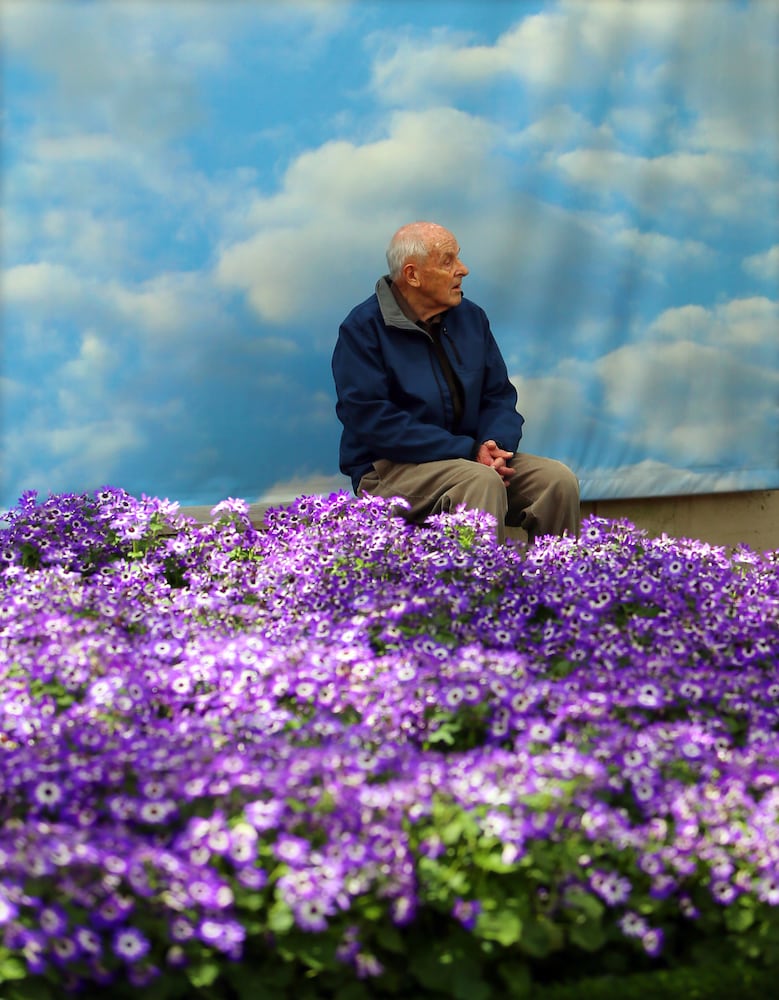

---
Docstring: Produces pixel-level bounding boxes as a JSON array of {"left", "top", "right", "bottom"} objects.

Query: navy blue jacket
[{"left": 332, "top": 277, "right": 525, "bottom": 491}]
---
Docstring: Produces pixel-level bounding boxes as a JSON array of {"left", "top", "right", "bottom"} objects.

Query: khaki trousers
[{"left": 357, "top": 453, "right": 580, "bottom": 543}]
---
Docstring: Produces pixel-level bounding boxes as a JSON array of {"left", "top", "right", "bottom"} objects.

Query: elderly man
[{"left": 331, "top": 221, "right": 580, "bottom": 543}]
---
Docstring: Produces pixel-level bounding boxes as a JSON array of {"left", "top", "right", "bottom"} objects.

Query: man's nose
[{"left": 456, "top": 259, "right": 469, "bottom": 275}]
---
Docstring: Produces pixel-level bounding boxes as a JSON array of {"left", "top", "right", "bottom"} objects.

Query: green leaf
[
  {"left": 376, "top": 922, "right": 405, "bottom": 954},
  {"left": 476, "top": 908, "right": 523, "bottom": 946},
  {"left": 473, "top": 848, "right": 521, "bottom": 873},
  {"left": 440, "top": 815, "right": 468, "bottom": 844},
  {"left": 518, "top": 916, "right": 564, "bottom": 958},
  {"left": 187, "top": 961, "right": 221, "bottom": 989},
  {"left": 724, "top": 901, "right": 755, "bottom": 933},
  {"left": 267, "top": 899, "right": 295, "bottom": 934},
  {"left": 131, "top": 974, "right": 190, "bottom": 1000},
  {"left": 569, "top": 915, "right": 607, "bottom": 952},
  {"left": 408, "top": 935, "right": 487, "bottom": 997},
  {"left": 408, "top": 943, "right": 454, "bottom": 990},
  {"left": 330, "top": 983, "right": 372, "bottom": 1000},
  {"left": 225, "top": 958, "right": 296, "bottom": 999},
  {"left": 4, "top": 980, "right": 56, "bottom": 1000},
  {"left": 498, "top": 960, "right": 534, "bottom": 999},
  {"left": 0, "top": 956, "right": 28, "bottom": 982},
  {"left": 564, "top": 886, "right": 606, "bottom": 921},
  {"left": 453, "top": 973, "right": 491, "bottom": 1000},
  {"left": 427, "top": 726, "right": 456, "bottom": 746},
  {"left": 418, "top": 855, "right": 471, "bottom": 896},
  {"left": 295, "top": 937, "right": 341, "bottom": 973}
]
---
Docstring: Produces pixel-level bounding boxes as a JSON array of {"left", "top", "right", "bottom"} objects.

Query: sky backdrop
[{"left": 2, "top": 0, "right": 778, "bottom": 510}]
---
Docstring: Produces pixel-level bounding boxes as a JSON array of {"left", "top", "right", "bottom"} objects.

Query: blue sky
[{"left": 2, "top": 0, "right": 778, "bottom": 509}]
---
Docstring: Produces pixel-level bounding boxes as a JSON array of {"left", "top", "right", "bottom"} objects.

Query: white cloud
[
  {"left": 370, "top": 1, "right": 777, "bottom": 166},
  {"left": 2, "top": 0, "right": 353, "bottom": 92},
  {"left": 360, "top": 2, "right": 778, "bottom": 232},
  {"left": 4, "top": 260, "right": 230, "bottom": 349},
  {"left": 580, "top": 458, "right": 767, "bottom": 501},
  {"left": 508, "top": 365, "right": 599, "bottom": 471},
  {"left": 610, "top": 226, "right": 710, "bottom": 269},
  {"left": 256, "top": 472, "right": 349, "bottom": 504},
  {"left": 37, "top": 207, "right": 137, "bottom": 273},
  {"left": 2, "top": 408, "right": 145, "bottom": 500},
  {"left": 370, "top": 27, "right": 516, "bottom": 103},
  {"left": 0, "top": 375, "right": 26, "bottom": 407},
  {"left": 553, "top": 148, "right": 769, "bottom": 219},
  {"left": 106, "top": 272, "right": 228, "bottom": 342},
  {"left": 509, "top": 294, "right": 779, "bottom": 488},
  {"left": 44, "top": 420, "right": 142, "bottom": 465},
  {"left": 743, "top": 245, "right": 779, "bottom": 284},
  {"left": 4, "top": 261, "right": 86, "bottom": 306},
  {"left": 510, "top": 369, "right": 591, "bottom": 434},
  {"left": 31, "top": 132, "right": 126, "bottom": 162},
  {"left": 215, "top": 106, "right": 502, "bottom": 324},
  {"left": 597, "top": 333, "right": 778, "bottom": 468},
  {"left": 511, "top": 104, "right": 615, "bottom": 152},
  {"left": 60, "top": 330, "right": 114, "bottom": 382},
  {"left": 577, "top": 0, "right": 778, "bottom": 158},
  {"left": 369, "top": 1, "right": 696, "bottom": 103},
  {"left": 647, "top": 297, "right": 779, "bottom": 354},
  {"left": 645, "top": 304, "right": 710, "bottom": 342},
  {"left": 3, "top": 3, "right": 205, "bottom": 143},
  {"left": 369, "top": 1, "right": 717, "bottom": 101}
]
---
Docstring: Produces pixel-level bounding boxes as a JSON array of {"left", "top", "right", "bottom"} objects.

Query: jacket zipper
[{"left": 442, "top": 327, "right": 462, "bottom": 364}]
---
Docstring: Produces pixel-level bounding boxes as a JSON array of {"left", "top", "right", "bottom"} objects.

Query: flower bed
[{"left": 1, "top": 488, "right": 778, "bottom": 999}]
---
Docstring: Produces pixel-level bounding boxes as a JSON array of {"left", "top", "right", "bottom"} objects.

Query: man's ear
[{"left": 402, "top": 262, "right": 421, "bottom": 287}]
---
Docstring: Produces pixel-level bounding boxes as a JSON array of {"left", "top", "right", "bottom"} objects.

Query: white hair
[{"left": 386, "top": 222, "right": 447, "bottom": 279}]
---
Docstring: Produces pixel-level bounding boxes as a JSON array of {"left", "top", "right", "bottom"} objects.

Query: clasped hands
[{"left": 475, "top": 439, "right": 515, "bottom": 485}]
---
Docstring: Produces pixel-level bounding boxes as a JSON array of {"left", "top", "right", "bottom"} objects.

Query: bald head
[
  {"left": 386, "top": 221, "right": 455, "bottom": 280},
  {"left": 385, "top": 221, "right": 469, "bottom": 322}
]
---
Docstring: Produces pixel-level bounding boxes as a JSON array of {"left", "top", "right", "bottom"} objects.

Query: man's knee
[
  {"left": 550, "top": 460, "right": 580, "bottom": 500},
  {"left": 445, "top": 460, "right": 507, "bottom": 510},
  {"left": 461, "top": 460, "right": 506, "bottom": 494}
]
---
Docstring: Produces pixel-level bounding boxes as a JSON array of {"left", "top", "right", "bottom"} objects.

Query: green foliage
[
  {"left": 423, "top": 702, "right": 491, "bottom": 751},
  {"left": 531, "top": 958, "right": 779, "bottom": 1000},
  {"left": 0, "top": 952, "right": 28, "bottom": 984}
]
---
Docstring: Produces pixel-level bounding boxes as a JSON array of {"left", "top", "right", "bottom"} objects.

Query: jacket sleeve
[
  {"left": 332, "top": 318, "right": 478, "bottom": 464},
  {"left": 475, "top": 324, "right": 525, "bottom": 453}
]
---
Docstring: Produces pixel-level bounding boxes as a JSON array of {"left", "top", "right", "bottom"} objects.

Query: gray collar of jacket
[{"left": 375, "top": 276, "right": 424, "bottom": 332}]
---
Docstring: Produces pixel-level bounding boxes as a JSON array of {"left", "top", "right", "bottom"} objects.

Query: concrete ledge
[
  {"left": 580, "top": 489, "right": 779, "bottom": 552},
  {"left": 180, "top": 489, "right": 779, "bottom": 553}
]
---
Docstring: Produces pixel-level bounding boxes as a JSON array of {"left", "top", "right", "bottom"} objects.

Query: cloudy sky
[{"left": 2, "top": 0, "right": 777, "bottom": 510}]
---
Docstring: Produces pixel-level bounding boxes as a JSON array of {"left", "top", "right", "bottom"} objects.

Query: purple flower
[
  {"left": 0, "top": 488, "right": 778, "bottom": 988},
  {"left": 641, "top": 927, "right": 664, "bottom": 957},
  {"left": 75, "top": 927, "right": 102, "bottom": 956},
  {"left": 0, "top": 893, "right": 18, "bottom": 925},
  {"left": 198, "top": 917, "right": 245, "bottom": 955},
  {"left": 293, "top": 899, "right": 333, "bottom": 932},
  {"left": 274, "top": 834, "right": 311, "bottom": 866},
  {"left": 94, "top": 895, "right": 134, "bottom": 929},
  {"left": 33, "top": 781, "right": 64, "bottom": 809},
  {"left": 112, "top": 927, "right": 151, "bottom": 963},
  {"left": 589, "top": 871, "right": 631, "bottom": 906},
  {"left": 618, "top": 911, "right": 649, "bottom": 938},
  {"left": 39, "top": 904, "right": 68, "bottom": 937},
  {"left": 710, "top": 880, "right": 739, "bottom": 905},
  {"left": 452, "top": 897, "right": 481, "bottom": 930}
]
